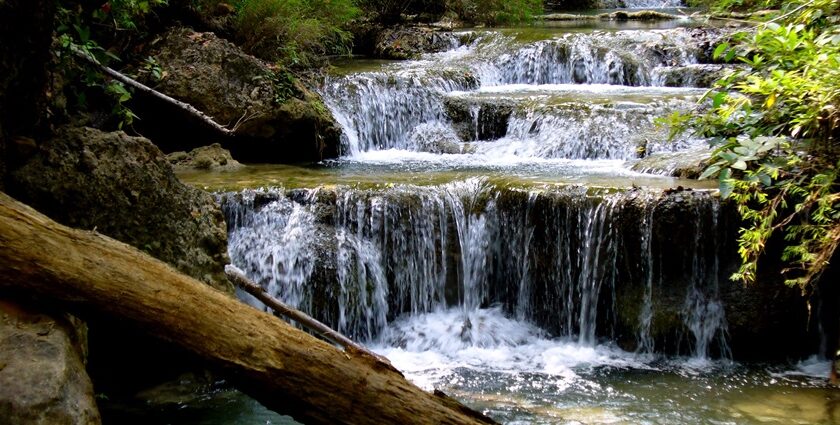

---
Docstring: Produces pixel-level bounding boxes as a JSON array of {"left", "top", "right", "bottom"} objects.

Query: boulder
[
  {"left": 139, "top": 28, "right": 341, "bottom": 163},
  {"left": 444, "top": 97, "right": 513, "bottom": 142},
  {"left": 6, "top": 126, "right": 235, "bottom": 396},
  {"left": 630, "top": 148, "right": 713, "bottom": 178},
  {"left": 0, "top": 301, "right": 100, "bottom": 425},
  {"left": 374, "top": 26, "right": 463, "bottom": 60},
  {"left": 8, "top": 126, "right": 232, "bottom": 293},
  {"left": 688, "top": 27, "right": 737, "bottom": 64},
  {"left": 656, "top": 64, "right": 736, "bottom": 88},
  {"left": 409, "top": 122, "right": 463, "bottom": 154},
  {"left": 167, "top": 143, "right": 244, "bottom": 171}
]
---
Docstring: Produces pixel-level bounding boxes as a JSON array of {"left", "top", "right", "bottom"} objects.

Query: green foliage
[
  {"left": 261, "top": 69, "right": 298, "bottom": 104},
  {"left": 685, "top": 0, "right": 782, "bottom": 12},
  {"left": 446, "top": 0, "right": 543, "bottom": 26},
  {"left": 355, "top": 0, "right": 412, "bottom": 23},
  {"left": 96, "top": 0, "right": 169, "bottom": 30},
  {"left": 354, "top": 0, "right": 541, "bottom": 26},
  {"left": 55, "top": 3, "right": 152, "bottom": 130},
  {"left": 685, "top": 0, "right": 840, "bottom": 290},
  {"left": 226, "top": 0, "right": 359, "bottom": 67}
]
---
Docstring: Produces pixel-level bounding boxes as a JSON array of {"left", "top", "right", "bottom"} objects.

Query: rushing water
[
  {"left": 376, "top": 312, "right": 837, "bottom": 424},
  {"left": 163, "top": 15, "right": 835, "bottom": 425},
  {"left": 219, "top": 182, "right": 733, "bottom": 356},
  {"left": 321, "top": 27, "right": 716, "bottom": 156}
]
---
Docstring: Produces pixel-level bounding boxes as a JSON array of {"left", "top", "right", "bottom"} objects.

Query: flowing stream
[{"left": 164, "top": 10, "right": 838, "bottom": 425}]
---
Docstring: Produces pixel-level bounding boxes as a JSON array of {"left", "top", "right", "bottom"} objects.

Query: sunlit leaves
[{"left": 690, "top": 0, "right": 840, "bottom": 290}]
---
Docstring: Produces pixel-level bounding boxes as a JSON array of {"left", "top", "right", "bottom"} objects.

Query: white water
[
  {"left": 226, "top": 191, "right": 317, "bottom": 312},
  {"left": 374, "top": 307, "right": 650, "bottom": 391},
  {"left": 622, "top": 0, "right": 684, "bottom": 8},
  {"left": 321, "top": 29, "right": 710, "bottom": 158}
]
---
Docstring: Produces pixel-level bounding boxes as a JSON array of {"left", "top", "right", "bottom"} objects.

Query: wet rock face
[
  {"left": 141, "top": 28, "right": 341, "bottom": 163},
  {"left": 0, "top": 302, "right": 100, "bottom": 425},
  {"left": 688, "top": 27, "right": 735, "bottom": 64},
  {"left": 444, "top": 97, "right": 513, "bottom": 142},
  {"left": 8, "top": 126, "right": 232, "bottom": 293}
]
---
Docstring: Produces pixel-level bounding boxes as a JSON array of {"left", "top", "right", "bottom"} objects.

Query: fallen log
[
  {"left": 225, "top": 265, "right": 393, "bottom": 366},
  {"left": 0, "top": 192, "right": 497, "bottom": 425}
]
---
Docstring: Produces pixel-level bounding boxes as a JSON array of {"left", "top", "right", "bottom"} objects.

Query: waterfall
[
  {"left": 574, "top": 197, "right": 619, "bottom": 345},
  {"left": 621, "top": 0, "right": 684, "bottom": 8},
  {"left": 476, "top": 30, "right": 699, "bottom": 87},
  {"left": 222, "top": 184, "right": 732, "bottom": 356},
  {"left": 636, "top": 197, "right": 657, "bottom": 353},
  {"left": 445, "top": 179, "right": 496, "bottom": 318},
  {"left": 320, "top": 29, "right": 708, "bottom": 157},
  {"left": 321, "top": 71, "right": 477, "bottom": 155},
  {"left": 224, "top": 190, "right": 318, "bottom": 312},
  {"left": 222, "top": 21, "right": 736, "bottom": 358},
  {"left": 681, "top": 200, "right": 730, "bottom": 359}
]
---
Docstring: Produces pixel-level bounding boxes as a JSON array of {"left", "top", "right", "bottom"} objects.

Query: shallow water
[
  {"left": 103, "top": 309, "right": 838, "bottom": 425},
  {"left": 176, "top": 160, "right": 716, "bottom": 192},
  {"left": 374, "top": 307, "right": 840, "bottom": 425}
]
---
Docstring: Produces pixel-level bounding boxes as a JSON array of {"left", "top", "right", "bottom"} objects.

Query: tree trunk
[{"left": 0, "top": 192, "right": 496, "bottom": 425}]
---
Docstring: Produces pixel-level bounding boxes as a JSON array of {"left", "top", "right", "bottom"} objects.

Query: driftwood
[
  {"left": 0, "top": 192, "right": 497, "bottom": 425},
  {"left": 70, "top": 46, "right": 235, "bottom": 137},
  {"left": 225, "top": 265, "right": 392, "bottom": 365}
]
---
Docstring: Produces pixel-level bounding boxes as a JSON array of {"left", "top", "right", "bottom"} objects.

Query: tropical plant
[{"left": 684, "top": 0, "right": 839, "bottom": 291}]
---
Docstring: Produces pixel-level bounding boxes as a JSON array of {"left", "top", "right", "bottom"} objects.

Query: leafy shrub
[
  {"left": 685, "top": 0, "right": 783, "bottom": 11},
  {"left": 446, "top": 0, "right": 543, "bottom": 25},
  {"left": 682, "top": 0, "right": 840, "bottom": 289},
  {"left": 223, "top": 0, "right": 359, "bottom": 66},
  {"left": 355, "top": 0, "right": 541, "bottom": 26}
]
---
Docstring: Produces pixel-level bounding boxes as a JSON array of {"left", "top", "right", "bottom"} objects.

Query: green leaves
[
  {"left": 690, "top": 2, "right": 839, "bottom": 290},
  {"left": 713, "top": 42, "right": 729, "bottom": 60}
]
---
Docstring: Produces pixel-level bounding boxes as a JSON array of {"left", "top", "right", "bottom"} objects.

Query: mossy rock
[
  {"left": 138, "top": 28, "right": 342, "bottom": 163},
  {"left": 8, "top": 126, "right": 233, "bottom": 293},
  {"left": 168, "top": 143, "right": 243, "bottom": 171}
]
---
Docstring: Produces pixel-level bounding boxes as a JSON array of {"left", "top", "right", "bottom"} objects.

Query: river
[{"left": 110, "top": 5, "right": 839, "bottom": 424}]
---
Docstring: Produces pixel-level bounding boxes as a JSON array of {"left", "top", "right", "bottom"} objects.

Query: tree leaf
[
  {"left": 699, "top": 164, "right": 722, "bottom": 180},
  {"left": 713, "top": 42, "right": 729, "bottom": 60},
  {"left": 712, "top": 91, "right": 726, "bottom": 108},
  {"left": 757, "top": 173, "right": 772, "bottom": 187},
  {"left": 719, "top": 178, "right": 734, "bottom": 198},
  {"left": 720, "top": 151, "right": 738, "bottom": 162}
]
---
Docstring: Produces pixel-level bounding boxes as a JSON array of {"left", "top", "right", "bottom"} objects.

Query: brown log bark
[
  {"left": 0, "top": 192, "right": 497, "bottom": 425},
  {"left": 226, "top": 265, "right": 393, "bottom": 366}
]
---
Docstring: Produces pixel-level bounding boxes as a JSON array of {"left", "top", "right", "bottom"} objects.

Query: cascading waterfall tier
[
  {"left": 622, "top": 0, "right": 685, "bottom": 8},
  {"left": 221, "top": 182, "right": 733, "bottom": 358},
  {"left": 321, "top": 28, "right": 715, "bottom": 156},
  {"left": 474, "top": 30, "right": 700, "bottom": 87},
  {"left": 447, "top": 85, "right": 705, "bottom": 160}
]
